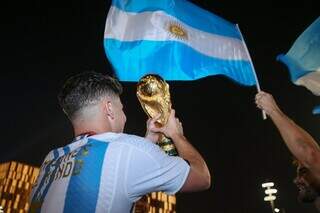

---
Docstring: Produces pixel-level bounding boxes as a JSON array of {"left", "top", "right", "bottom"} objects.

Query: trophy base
[{"left": 158, "top": 135, "right": 178, "bottom": 156}]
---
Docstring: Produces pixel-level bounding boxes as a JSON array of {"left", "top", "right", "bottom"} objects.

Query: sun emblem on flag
[{"left": 167, "top": 22, "right": 188, "bottom": 41}]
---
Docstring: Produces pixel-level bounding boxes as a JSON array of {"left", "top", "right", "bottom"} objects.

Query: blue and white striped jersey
[{"left": 30, "top": 132, "right": 190, "bottom": 213}]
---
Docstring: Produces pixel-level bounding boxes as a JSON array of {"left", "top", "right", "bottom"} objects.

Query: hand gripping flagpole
[{"left": 236, "top": 24, "right": 267, "bottom": 120}]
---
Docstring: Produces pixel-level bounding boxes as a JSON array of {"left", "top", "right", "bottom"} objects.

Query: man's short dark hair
[{"left": 58, "top": 71, "right": 122, "bottom": 119}]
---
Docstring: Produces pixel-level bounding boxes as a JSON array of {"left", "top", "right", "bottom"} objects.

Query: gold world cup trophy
[
  {"left": 136, "top": 74, "right": 178, "bottom": 156},
  {"left": 133, "top": 74, "right": 178, "bottom": 213}
]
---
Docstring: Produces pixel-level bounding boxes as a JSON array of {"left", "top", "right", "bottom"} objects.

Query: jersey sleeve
[{"left": 125, "top": 137, "right": 190, "bottom": 202}]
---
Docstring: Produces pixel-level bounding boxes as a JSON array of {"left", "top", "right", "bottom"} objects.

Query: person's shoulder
[
  {"left": 42, "top": 148, "right": 60, "bottom": 163},
  {"left": 92, "top": 132, "right": 146, "bottom": 143},
  {"left": 43, "top": 138, "right": 80, "bottom": 161},
  {"left": 113, "top": 133, "right": 162, "bottom": 152},
  {"left": 90, "top": 132, "right": 143, "bottom": 142},
  {"left": 91, "top": 132, "right": 162, "bottom": 153},
  {"left": 122, "top": 134, "right": 170, "bottom": 161},
  {"left": 118, "top": 133, "right": 149, "bottom": 143}
]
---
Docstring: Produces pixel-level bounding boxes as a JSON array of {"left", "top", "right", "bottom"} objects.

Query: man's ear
[{"left": 104, "top": 100, "right": 114, "bottom": 120}]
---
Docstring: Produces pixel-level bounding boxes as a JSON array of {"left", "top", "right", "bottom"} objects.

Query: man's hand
[
  {"left": 147, "top": 109, "right": 211, "bottom": 192},
  {"left": 256, "top": 91, "right": 320, "bottom": 179},
  {"left": 156, "top": 109, "right": 184, "bottom": 139},
  {"left": 145, "top": 114, "right": 161, "bottom": 143},
  {"left": 145, "top": 109, "right": 184, "bottom": 142},
  {"left": 255, "top": 91, "right": 282, "bottom": 116}
]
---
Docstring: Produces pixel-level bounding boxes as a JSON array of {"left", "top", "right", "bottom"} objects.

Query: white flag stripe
[
  {"left": 296, "top": 70, "right": 320, "bottom": 96},
  {"left": 105, "top": 6, "right": 249, "bottom": 61}
]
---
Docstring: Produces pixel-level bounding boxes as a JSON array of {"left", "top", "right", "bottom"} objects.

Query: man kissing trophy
[{"left": 134, "top": 74, "right": 178, "bottom": 212}]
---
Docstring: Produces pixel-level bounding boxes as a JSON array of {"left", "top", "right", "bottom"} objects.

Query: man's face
[{"left": 294, "top": 163, "right": 320, "bottom": 202}]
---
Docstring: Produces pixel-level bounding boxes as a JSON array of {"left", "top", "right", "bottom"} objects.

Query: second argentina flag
[{"left": 104, "top": 0, "right": 256, "bottom": 85}]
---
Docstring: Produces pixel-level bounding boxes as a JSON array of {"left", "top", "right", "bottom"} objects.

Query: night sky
[{"left": 2, "top": 0, "right": 320, "bottom": 212}]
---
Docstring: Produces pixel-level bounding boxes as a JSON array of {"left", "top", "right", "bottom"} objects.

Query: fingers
[
  {"left": 152, "top": 113, "right": 161, "bottom": 121},
  {"left": 170, "top": 109, "right": 176, "bottom": 119},
  {"left": 175, "top": 117, "right": 184, "bottom": 135},
  {"left": 176, "top": 118, "right": 182, "bottom": 126},
  {"left": 256, "top": 91, "right": 272, "bottom": 99},
  {"left": 147, "top": 113, "right": 161, "bottom": 125},
  {"left": 255, "top": 91, "right": 271, "bottom": 104},
  {"left": 254, "top": 91, "right": 279, "bottom": 116},
  {"left": 171, "top": 109, "right": 183, "bottom": 127},
  {"left": 255, "top": 91, "right": 267, "bottom": 110},
  {"left": 147, "top": 113, "right": 161, "bottom": 132},
  {"left": 255, "top": 91, "right": 266, "bottom": 101},
  {"left": 256, "top": 103, "right": 262, "bottom": 110}
]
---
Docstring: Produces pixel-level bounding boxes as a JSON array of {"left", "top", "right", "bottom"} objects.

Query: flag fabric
[
  {"left": 103, "top": 0, "right": 257, "bottom": 85},
  {"left": 312, "top": 105, "right": 320, "bottom": 115},
  {"left": 277, "top": 17, "right": 320, "bottom": 95}
]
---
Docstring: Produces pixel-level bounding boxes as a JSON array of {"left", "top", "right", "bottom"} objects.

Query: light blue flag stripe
[
  {"left": 277, "top": 17, "right": 320, "bottom": 82},
  {"left": 105, "top": 39, "right": 255, "bottom": 85},
  {"left": 105, "top": 0, "right": 257, "bottom": 85},
  {"left": 111, "top": 0, "right": 241, "bottom": 39},
  {"left": 276, "top": 53, "right": 312, "bottom": 81},
  {"left": 276, "top": 17, "right": 320, "bottom": 114},
  {"left": 63, "top": 140, "right": 109, "bottom": 213}
]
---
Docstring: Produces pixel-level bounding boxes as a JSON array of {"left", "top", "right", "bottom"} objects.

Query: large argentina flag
[
  {"left": 104, "top": 0, "right": 257, "bottom": 85},
  {"left": 277, "top": 17, "right": 320, "bottom": 95}
]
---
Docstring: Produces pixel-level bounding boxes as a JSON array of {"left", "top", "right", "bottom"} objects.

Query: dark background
[{"left": 2, "top": 0, "right": 319, "bottom": 212}]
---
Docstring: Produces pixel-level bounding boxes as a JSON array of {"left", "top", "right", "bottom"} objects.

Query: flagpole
[{"left": 236, "top": 24, "right": 267, "bottom": 120}]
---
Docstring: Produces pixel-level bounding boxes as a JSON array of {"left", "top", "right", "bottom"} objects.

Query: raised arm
[
  {"left": 145, "top": 109, "right": 211, "bottom": 192},
  {"left": 256, "top": 91, "right": 320, "bottom": 178}
]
